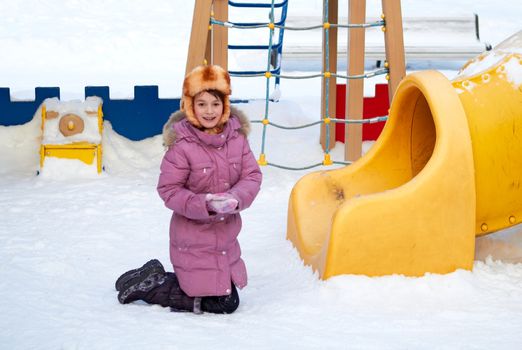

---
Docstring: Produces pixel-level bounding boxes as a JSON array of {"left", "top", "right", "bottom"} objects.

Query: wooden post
[
  {"left": 186, "top": 0, "right": 213, "bottom": 74},
  {"left": 212, "top": 0, "right": 228, "bottom": 69},
  {"left": 382, "top": 0, "right": 405, "bottom": 100},
  {"left": 205, "top": 27, "right": 212, "bottom": 66},
  {"left": 345, "top": 0, "right": 366, "bottom": 161},
  {"left": 320, "top": 0, "right": 338, "bottom": 151}
]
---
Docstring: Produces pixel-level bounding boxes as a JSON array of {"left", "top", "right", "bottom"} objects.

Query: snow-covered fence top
[{"left": 0, "top": 86, "right": 181, "bottom": 141}]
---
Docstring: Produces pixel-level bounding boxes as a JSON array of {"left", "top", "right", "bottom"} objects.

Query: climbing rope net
[{"left": 211, "top": 0, "right": 390, "bottom": 170}]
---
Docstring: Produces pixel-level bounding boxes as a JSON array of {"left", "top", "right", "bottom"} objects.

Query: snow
[
  {"left": 1, "top": 1, "right": 522, "bottom": 349},
  {"left": 456, "top": 30, "right": 522, "bottom": 81},
  {"left": 505, "top": 56, "right": 522, "bottom": 85},
  {"left": 41, "top": 96, "right": 102, "bottom": 144}
]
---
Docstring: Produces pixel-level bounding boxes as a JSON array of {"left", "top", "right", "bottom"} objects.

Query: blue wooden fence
[{"left": 0, "top": 86, "right": 181, "bottom": 141}]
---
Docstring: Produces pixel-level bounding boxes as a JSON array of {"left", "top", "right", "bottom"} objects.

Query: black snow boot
[
  {"left": 118, "top": 271, "right": 167, "bottom": 304},
  {"left": 201, "top": 283, "right": 240, "bottom": 314},
  {"left": 142, "top": 272, "right": 197, "bottom": 313},
  {"left": 115, "top": 259, "right": 165, "bottom": 292}
]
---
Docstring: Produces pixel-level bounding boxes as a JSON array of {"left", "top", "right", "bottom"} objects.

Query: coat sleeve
[
  {"left": 157, "top": 145, "right": 211, "bottom": 220},
  {"left": 229, "top": 138, "right": 262, "bottom": 211}
]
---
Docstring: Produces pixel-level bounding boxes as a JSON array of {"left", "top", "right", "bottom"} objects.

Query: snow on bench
[{"left": 282, "top": 15, "right": 492, "bottom": 62}]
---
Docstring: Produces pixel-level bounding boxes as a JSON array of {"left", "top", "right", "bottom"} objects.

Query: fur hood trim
[{"left": 162, "top": 106, "right": 251, "bottom": 147}]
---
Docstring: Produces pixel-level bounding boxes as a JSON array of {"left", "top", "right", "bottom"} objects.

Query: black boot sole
[{"left": 115, "top": 259, "right": 165, "bottom": 292}]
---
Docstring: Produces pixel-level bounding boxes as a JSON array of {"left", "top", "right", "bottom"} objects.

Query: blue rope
[
  {"left": 252, "top": 120, "right": 323, "bottom": 130},
  {"left": 229, "top": 69, "right": 388, "bottom": 79},
  {"left": 335, "top": 20, "right": 385, "bottom": 28},
  {"left": 211, "top": 18, "right": 286, "bottom": 28},
  {"left": 324, "top": 0, "right": 331, "bottom": 153},
  {"left": 228, "top": 43, "right": 283, "bottom": 50},
  {"left": 334, "top": 68, "right": 388, "bottom": 79},
  {"left": 267, "top": 161, "right": 350, "bottom": 171},
  {"left": 251, "top": 116, "right": 388, "bottom": 129},
  {"left": 260, "top": 0, "right": 277, "bottom": 157},
  {"left": 211, "top": 18, "right": 384, "bottom": 30},
  {"left": 228, "top": 0, "right": 287, "bottom": 8}
]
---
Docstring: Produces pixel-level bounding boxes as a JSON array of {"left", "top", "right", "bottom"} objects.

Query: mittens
[{"left": 206, "top": 193, "right": 239, "bottom": 214}]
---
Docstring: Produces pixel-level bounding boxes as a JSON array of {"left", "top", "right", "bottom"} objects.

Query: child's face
[{"left": 193, "top": 91, "right": 224, "bottom": 129}]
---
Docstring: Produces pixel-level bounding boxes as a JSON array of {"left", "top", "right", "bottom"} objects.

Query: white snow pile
[
  {"left": 41, "top": 96, "right": 103, "bottom": 145},
  {"left": 457, "top": 30, "right": 522, "bottom": 80}
]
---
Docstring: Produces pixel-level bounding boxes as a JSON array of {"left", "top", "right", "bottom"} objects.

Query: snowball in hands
[{"left": 206, "top": 193, "right": 238, "bottom": 214}]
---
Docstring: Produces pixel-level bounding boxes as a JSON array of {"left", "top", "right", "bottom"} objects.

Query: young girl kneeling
[{"left": 115, "top": 65, "right": 262, "bottom": 314}]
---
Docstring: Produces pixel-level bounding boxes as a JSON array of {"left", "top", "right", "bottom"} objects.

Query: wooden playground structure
[
  {"left": 183, "top": 1, "right": 522, "bottom": 281},
  {"left": 185, "top": 0, "right": 406, "bottom": 162}
]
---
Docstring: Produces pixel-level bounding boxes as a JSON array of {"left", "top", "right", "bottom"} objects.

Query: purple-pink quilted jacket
[{"left": 157, "top": 107, "right": 262, "bottom": 297}]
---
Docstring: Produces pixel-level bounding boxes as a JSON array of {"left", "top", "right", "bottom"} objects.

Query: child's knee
[
  {"left": 222, "top": 293, "right": 240, "bottom": 314},
  {"left": 201, "top": 286, "right": 240, "bottom": 314},
  {"left": 221, "top": 285, "right": 240, "bottom": 313}
]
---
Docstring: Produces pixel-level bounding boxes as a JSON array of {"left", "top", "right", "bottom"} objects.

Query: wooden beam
[
  {"left": 212, "top": 0, "right": 228, "bottom": 69},
  {"left": 320, "top": 0, "right": 338, "bottom": 151},
  {"left": 382, "top": 0, "right": 406, "bottom": 101},
  {"left": 186, "top": 0, "right": 213, "bottom": 74},
  {"left": 205, "top": 28, "right": 212, "bottom": 65},
  {"left": 345, "top": 0, "right": 366, "bottom": 161}
]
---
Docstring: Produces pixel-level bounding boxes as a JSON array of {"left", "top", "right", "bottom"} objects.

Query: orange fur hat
[{"left": 181, "top": 65, "right": 232, "bottom": 130}]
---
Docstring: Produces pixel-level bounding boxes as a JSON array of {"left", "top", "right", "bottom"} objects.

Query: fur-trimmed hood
[{"left": 162, "top": 106, "right": 251, "bottom": 147}]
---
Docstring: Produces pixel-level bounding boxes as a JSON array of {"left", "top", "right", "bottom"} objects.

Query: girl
[{"left": 115, "top": 65, "right": 262, "bottom": 314}]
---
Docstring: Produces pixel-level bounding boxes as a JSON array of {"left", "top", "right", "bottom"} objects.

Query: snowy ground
[{"left": 1, "top": 1, "right": 522, "bottom": 349}]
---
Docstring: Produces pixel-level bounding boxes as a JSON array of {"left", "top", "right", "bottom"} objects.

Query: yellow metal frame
[{"left": 40, "top": 103, "right": 104, "bottom": 174}]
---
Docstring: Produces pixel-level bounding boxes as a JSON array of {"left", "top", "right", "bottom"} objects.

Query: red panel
[{"left": 335, "top": 83, "right": 389, "bottom": 142}]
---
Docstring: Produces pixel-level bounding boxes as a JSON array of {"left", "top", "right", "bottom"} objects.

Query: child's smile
[{"left": 194, "top": 91, "right": 224, "bottom": 129}]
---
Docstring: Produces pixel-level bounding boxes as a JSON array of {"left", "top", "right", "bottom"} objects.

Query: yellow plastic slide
[{"left": 287, "top": 31, "right": 522, "bottom": 279}]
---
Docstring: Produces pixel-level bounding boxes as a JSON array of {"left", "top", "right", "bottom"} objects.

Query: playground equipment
[
  {"left": 226, "top": 0, "right": 288, "bottom": 90},
  {"left": 40, "top": 97, "right": 104, "bottom": 174},
  {"left": 186, "top": 0, "right": 406, "bottom": 168},
  {"left": 287, "top": 31, "right": 522, "bottom": 279},
  {"left": 318, "top": 0, "right": 405, "bottom": 162}
]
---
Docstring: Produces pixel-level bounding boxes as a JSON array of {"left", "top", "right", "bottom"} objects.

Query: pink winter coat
[{"left": 157, "top": 107, "right": 262, "bottom": 297}]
